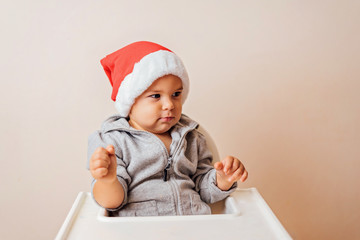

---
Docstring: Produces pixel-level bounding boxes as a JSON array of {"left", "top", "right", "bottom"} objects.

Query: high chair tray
[{"left": 56, "top": 188, "right": 291, "bottom": 240}]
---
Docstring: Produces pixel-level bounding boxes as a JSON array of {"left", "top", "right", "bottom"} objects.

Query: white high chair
[{"left": 56, "top": 126, "right": 292, "bottom": 240}]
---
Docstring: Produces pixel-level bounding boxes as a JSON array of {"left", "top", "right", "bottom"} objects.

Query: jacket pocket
[
  {"left": 190, "top": 193, "right": 211, "bottom": 215},
  {"left": 118, "top": 200, "right": 159, "bottom": 217}
]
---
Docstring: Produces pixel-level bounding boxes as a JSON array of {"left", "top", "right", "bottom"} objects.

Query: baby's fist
[
  {"left": 214, "top": 156, "right": 248, "bottom": 191},
  {"left": 89, "top": 145, "right": 117, "bottom": 182}
]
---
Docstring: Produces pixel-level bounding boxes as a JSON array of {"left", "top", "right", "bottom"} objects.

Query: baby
[{"left": 87, "top": 41, "right": 248, "bottom": 216}]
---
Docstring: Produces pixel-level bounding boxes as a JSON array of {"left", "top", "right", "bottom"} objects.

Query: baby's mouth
[{"left": 159, "top": 117, "right": 175, "bottom": 122}]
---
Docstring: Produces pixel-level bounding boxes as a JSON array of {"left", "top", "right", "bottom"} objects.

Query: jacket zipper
[
  {"left": 162, "top": 128, "right": 194, "bottom": 181},
  {"left": 163, "top": 156, "right": 172, "bottom": 181}
]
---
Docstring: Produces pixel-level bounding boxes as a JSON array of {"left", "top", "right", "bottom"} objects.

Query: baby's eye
[
  {"left": 149, "top": 94, "right": 161, "bottom": 99},
  {"left": 172, "top": 91, "right": 182, "bottom": 97}
]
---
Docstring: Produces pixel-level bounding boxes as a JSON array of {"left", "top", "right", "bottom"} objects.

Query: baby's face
[{"left": 128, "top": 75, "right": 183, "bottom": 135}]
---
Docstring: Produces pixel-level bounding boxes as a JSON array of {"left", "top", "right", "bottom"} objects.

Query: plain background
[{"left": 1, "top": 0, "right": 359, "bottom": 239}]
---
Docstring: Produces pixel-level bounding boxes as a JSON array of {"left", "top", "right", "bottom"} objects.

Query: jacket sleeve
[
  {"left": 87, "top": 130, "right": 131, "bottom": 211},
  {"left": 192, "top": 131, "right": 237, "bottom": 204}
]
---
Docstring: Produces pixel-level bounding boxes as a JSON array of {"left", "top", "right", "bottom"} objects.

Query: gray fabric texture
[{"left": 87, "top": 114, "right": 236, "bottom": 216}]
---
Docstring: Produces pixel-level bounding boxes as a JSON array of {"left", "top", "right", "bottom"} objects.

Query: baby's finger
[
  {"left": 94, "top": 146, "right": 108, "bottom": 155},
  {"left": 223, "top": 156, "right": 234, "bottom": 174},
  {"left": 92, "top": 148, "right": 111, "bottom": 165},
  {"left": 230, "top": 159, "right": 241, "bottom": 173},
  {"left": 214, "top": 162, "right": 224, "bottom": 171},
  {"left": 240, "top": 170, "right": 248, "bottom": 182},
  {"left": 92, "top": 159, "right": 110, "bottom": 170},
  {"left": 92, "top": 167, "right": 108, "bottom": 178},
  {"left": 106, "top": 145, "right": 115, "bottom": 155},
  {"left": 229, "top": 165, "right": 245, "bottom": 182}
]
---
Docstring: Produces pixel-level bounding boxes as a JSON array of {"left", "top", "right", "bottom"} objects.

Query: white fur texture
[{"left": 115, "top": 50, "right": 189, "bottom": 117}]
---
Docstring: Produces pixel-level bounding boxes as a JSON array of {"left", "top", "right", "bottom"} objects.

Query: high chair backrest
[{"left": 196, "top": 125, "right": 220, "bottom": 164}]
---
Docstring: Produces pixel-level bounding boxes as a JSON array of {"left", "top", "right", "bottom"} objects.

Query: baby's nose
[{"left": 162, "top": 98, "right": 174, "bottom": 110}]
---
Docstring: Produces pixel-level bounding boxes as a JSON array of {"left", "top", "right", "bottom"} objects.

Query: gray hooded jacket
[{"left": 87, "top": 114, "right": 236, "bottom": 216}]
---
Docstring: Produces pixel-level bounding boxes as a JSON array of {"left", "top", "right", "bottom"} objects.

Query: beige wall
[{"left": 1, "top": 0, "right": 359, "bottom": 239}]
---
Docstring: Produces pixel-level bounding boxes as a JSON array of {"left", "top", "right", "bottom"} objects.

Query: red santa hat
[{"left": 100, "top": 41, "right": 189, "bottom": 117}]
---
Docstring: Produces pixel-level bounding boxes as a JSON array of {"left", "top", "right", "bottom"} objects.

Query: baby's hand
[
  {"left": 89, "top": 145, "right": 117, "bottom": 183},
  {"left": 214, "top": 156, "right": 248, "bottom": 191}
]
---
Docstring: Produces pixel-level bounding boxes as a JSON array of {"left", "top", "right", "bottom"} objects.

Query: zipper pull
[{"left": 163, "top": 157, "right": 172, "bottom": 181}]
